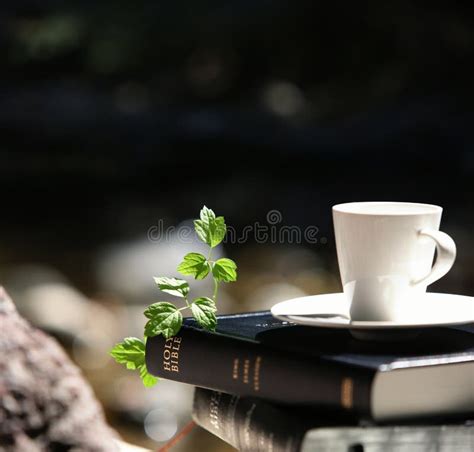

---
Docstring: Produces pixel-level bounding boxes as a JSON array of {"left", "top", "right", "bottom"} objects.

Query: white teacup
[{"left": 333, "top": 202, "right": 456, "bottom": 322}]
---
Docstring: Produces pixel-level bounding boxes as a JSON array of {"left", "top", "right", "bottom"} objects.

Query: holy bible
[
  {"left": 146, "top": 311, "right": 474, "bottom": 422},
  {"left": 192, "top": 387, "right": 474, "bottom": 452}
]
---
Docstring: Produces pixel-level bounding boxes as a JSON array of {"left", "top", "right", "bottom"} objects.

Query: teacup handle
[{"left": 411, "top": 228, "right": 456, "bottom": 287}]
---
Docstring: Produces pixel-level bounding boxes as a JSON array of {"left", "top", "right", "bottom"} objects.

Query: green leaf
[
  {"left": 153, "top": 276, "right": 189, "bottom": 297},
  {"left": 191, "top": 297, "right": 217, "bottom": 332},
  {"left": 177, "top": 252, "right": 210, "bottom": 280},
  {"left": 212, "top": 258, "right": 237, "bottom": 282},
  {"left": 109, "top": 337, "right": 159, "bottom": 387},
  {"left": 194, "top": 206, "right": 226, "bottom": 248},
  {"left": 144, "top": 301, "right": 177, "bottom": 319},
  {"left": 144, "top": 302, "right": 183, "bottom": 338},
  {"left": 139, "top": 364, "right": 158, "bottom": 387},
  {"left": 211, "top": 216, "right": 226, "bottom": 247},
  {"left": 110, "top": 337, "right": 146, "bottom": 370}
]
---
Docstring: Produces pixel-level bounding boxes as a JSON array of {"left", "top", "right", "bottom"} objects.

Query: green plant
[{"left": 110, "top": 206, "right": 237, "bottom": 386}]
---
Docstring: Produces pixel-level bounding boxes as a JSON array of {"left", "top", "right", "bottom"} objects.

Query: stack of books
[{"left": 146, "top": 311, "right": 474, "bottom": 451}]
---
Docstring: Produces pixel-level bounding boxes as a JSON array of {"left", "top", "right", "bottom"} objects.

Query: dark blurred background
[{"left": 1, "top": 1, "right": 474, "bottom": 449}]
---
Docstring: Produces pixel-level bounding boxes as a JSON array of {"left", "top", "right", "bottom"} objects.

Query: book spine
[
  {"left": 192, "top": 388, "right": 307, "bottom": 452},
  {"left": 145, "top": 326, "right": 375, "bottom": 416}
]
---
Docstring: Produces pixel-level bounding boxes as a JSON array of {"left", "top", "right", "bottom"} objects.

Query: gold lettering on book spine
[
  {"left": 243, "top": 359, "right": 250, "bottom": 383},
  {"left": 232, "top": 358, "right": 239, "bottom": 380},
  {"left": 162, "top": 336, "right": 182, "bottom": 373},
  {"left": 253, "top": 356, "right": 261, "bottom": 391},
  {"left": 341, "top": 377, "right": 353, "bottom": 409}
]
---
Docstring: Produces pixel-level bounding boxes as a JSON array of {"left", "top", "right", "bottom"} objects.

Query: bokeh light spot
[{"left": 144, "top": 408, "right": 178, "bottom": 442}]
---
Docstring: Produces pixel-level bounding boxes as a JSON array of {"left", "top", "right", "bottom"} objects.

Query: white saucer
[{"left": 271, "top": 292, "right": 474, "bottom": 330}]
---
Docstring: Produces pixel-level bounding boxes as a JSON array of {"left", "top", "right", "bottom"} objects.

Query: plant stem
[{"left": 213, "top": 278, "right": 219, "bottom": 301}]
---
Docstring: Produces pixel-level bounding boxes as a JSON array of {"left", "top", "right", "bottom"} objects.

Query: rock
[{"left": 0, "top": 287, "right": 119, "bottom": 451}]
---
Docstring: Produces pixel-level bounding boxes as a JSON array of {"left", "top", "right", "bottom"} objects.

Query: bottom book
[{"left": 192, "top": 388, "right": 474, "bottom": 452}]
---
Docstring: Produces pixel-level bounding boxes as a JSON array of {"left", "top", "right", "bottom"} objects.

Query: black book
[
  {"left": 192, "top": 388, "right": 474, "bottom": 452},
  {"left": 145, "top": 311, "right": 474, "bottom": 422}
]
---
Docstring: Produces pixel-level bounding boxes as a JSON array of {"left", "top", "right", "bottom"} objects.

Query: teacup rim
[{"left": 332, "top": 201, "right": 442, "bottom": 216}]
